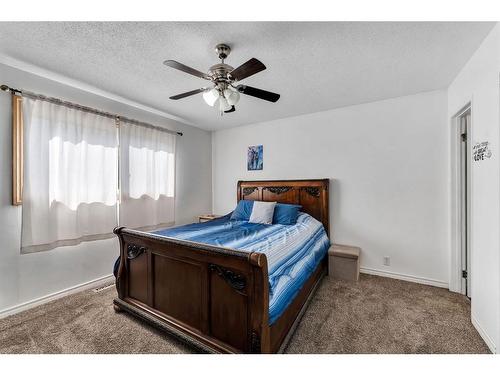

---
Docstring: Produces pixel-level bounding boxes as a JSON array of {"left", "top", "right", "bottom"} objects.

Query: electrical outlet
[{"left": 383, "top": 256, "right": 390, "bottom": 266}]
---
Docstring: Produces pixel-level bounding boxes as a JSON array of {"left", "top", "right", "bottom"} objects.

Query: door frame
[{"left": 450, "top": 102, "right": 472, "bottom": 295}]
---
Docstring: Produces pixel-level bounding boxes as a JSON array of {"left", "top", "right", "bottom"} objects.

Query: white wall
[
  {"left": 447, "top": 23, "right": 500, "bottom": 353},
  {"left": 0, "top": 63, "right": 212, "bottom": 315},
  {"left": 213, "top": 89, "right": 450, "bottom": 287}
]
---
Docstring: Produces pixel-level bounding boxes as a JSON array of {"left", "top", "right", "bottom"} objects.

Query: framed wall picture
[{"left": 247, "top": 145, "right": 263, "bottom": 170}]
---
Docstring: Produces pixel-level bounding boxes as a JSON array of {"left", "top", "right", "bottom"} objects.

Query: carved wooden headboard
[{"left": 237, "top": 179, "right": 330, "bottom": 236}]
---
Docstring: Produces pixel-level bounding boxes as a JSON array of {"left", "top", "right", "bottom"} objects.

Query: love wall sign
[{"left": 473, "top": 141, "right": 492, "bottom": 162}]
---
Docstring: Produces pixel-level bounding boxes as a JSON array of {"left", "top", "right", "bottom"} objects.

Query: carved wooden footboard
[
  {"left": 113, "top": 227, "right": 271, "bottom": 353},
  {"left": 113, "top": 179, "right": 330, "bottom": 353}
]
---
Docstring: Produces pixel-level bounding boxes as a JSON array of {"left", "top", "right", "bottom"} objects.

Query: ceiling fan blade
[
  {"left": 224, "top": 105, "right": 236, "bottom": 113},
  {"left": 169, "top": 88, "right": 206, "bottom": 100},
  {"left": 229, "top": 58, "right": 266, "bottom": 81},
  {"left": 237, "top": 85, "right": 280, "bottom": 103},
  {"left": 163, "top": 60, "right": 210, "bottom": 80}
]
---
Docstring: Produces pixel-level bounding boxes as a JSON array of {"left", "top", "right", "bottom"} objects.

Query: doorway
[{"left": 458, "top": 107, "right": 471, "bottom": 298}]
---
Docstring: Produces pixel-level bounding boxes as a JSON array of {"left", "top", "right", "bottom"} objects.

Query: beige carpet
[{"left": 0, "top": 274, "right": 490, "bottom": 354}]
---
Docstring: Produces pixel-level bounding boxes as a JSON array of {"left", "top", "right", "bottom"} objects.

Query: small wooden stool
[{"left": 328, "top": 244, "right": 361, "bottom": 281}]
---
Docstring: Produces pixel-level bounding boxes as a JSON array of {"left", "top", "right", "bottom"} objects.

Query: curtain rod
[{"left": 0, "top": 84, "right": 183, "bottom": 137}]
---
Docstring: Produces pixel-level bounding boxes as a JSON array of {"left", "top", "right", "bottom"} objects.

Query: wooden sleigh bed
[{"left": 113, "top": 179, "right": 330, "bottom": 353}]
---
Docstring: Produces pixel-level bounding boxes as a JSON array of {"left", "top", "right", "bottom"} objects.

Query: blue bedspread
[{"left": 153, "top": 212, "right": 330, "bottom": 325}]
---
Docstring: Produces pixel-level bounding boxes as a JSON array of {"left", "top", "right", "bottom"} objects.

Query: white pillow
[{"left": 249, "top": 201, "right": 277, "bottom": 224}]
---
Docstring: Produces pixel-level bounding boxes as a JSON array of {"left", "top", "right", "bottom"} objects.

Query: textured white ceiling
[{"left": 0, "top": 22, "right": 495, "bottom": 130}]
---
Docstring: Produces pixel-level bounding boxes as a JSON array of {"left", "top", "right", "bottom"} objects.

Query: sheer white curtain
[
  {"left": 119, "top": 121, "right": 176, "bottom": 230},
  {"left": 21, "top": 98, "right": 118, "bottom": 253}
]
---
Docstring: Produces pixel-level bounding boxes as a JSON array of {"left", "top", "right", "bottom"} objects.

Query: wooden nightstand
[{"left": 198, "top": 214, "right": 222, "bottom": 223}]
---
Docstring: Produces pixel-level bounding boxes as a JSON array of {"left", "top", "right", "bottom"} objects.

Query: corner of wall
[{"left": 210, "top": 130, "right": 216, "bottom": 214}]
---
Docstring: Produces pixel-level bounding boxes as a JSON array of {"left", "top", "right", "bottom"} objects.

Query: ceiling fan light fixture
[
  {"left": 203, "top": 88, "right": 219, "bottom": 107},
  {"left": 224, "top": 88, "right": 240, "bottom": 106}
]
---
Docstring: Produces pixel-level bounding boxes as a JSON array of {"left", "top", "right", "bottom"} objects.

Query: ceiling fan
[{"left": 163, "top": 43, "right": 280, "bottom": 115}]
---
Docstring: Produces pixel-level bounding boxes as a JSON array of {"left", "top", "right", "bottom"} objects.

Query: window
[
  {"left": 119, "top": 121, "right": 176, "bottom": 230},
  {"left": 128, "top": 143, "right": 175, "bottom": 199},
  {"left": 48, "top": 136, "right": 118, "bottom": 210},
  {"left": 18, "top": 96, "right": 176, "bottom": 253}
]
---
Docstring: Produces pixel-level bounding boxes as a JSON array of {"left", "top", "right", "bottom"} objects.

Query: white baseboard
[
  {"left": 360, "top": 267, "right": 449, "bottom": 289},
  {"left": 0, "top": 274, "right": 114, "bottom": 319},
  {"left": 471, "top": 313, "right": 496, "bottom": 354}
]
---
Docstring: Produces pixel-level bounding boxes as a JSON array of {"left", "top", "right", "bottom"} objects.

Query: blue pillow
[
  {"left": 273, "top": 203, "right": 302, "bottom": 225},
  {"left": 230, "top": 200, "right": 254, "bottom": 221}
]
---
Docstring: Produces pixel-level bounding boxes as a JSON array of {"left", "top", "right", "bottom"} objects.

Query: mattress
[{"left": 152, "top": 212, "right": 330, "bottom": 325}]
